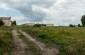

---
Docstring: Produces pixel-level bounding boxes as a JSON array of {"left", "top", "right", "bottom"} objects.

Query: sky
[{"left": 0, "top": 0, "right": 85, "bottom": 26}]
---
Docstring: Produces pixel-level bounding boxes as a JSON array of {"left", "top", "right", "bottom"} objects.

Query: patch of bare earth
[
  {"left": 11, "top": 30, "right": 34, "bottom": 55},
  {"left": 19, "top": 30, "right": 59, "bottom": 55}
]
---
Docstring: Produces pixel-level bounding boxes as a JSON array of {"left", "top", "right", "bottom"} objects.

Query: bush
[
  {"left": 78, "top": 24, "right": 81, "bottom": 27},
  {"left": 34, "top": 24, "right": 46, "bottom": 27},
  {"left": 69, "top": 24, "right": 75, "bottom": 27},
  {"left": 0, "top": 20, "right": 4, "bottom": 26},
  {"left": 12, "top": 21, "right": 16, "bottom": 26}
]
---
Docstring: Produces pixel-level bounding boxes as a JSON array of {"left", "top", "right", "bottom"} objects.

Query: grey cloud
[
  {"left": 47, "top": 0, "right": 85, "bottom": 25},
  {"left": 9, "top": 0, "right": 55, "bottom": 22},
  {"left": 0, "top": 0, "right": 55, "bottom": 22}
]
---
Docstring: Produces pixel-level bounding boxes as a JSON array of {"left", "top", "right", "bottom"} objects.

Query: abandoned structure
[
  {"left": 23, "top": 23, "right": 35, "bottom": 26},
  {"left": 23, "top": 23, "right": 54, "bottom": 26},
  {"left": 0, "top": 17, "right": 11, "bottom": 26},
  {"left": 46, "top": 24, "right": 54, "bottom": 26}
]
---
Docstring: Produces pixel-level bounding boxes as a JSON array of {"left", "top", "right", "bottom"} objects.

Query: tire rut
[
  {"left": 19, "top": 29, "right": 59, "bottom": 55},
  {"left": 11, "top": 30, "right": 34, "bottom": 55}
]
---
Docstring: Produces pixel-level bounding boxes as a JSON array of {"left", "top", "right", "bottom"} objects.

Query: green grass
[
  {"left": 0, "top": 27, "right": 15, "bottom": 55},
  {"left": 21, "top": 26, "right": 85, "bottom": 55}
]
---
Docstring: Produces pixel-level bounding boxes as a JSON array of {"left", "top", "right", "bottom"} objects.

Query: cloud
[
  {"left": 45, "top": 0, "right": 85, "bottom": 25},
  {"left": 0, "top": 0, "right": 85, "bottom": 25},
  {"left": 11, "top": 0, "right": 55, "bottom": 22},
  {"left": 11, "top": 16, "right": 28, "bottom": 25}
]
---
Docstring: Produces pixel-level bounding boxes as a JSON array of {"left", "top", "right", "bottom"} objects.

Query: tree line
[
  {"left": 34, "top": 15, "right": 85, "bottom": 27},
  {"left": 0, "top": 15, "right": 85, "bottom": 27},
  {"left": 69, "top": 15, "right": 85, "bottom": 27}
]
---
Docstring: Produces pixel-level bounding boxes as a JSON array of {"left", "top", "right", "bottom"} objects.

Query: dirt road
[
  {"left": 11, "top": 30, "right": 33, "bottom": 55},
  {"left": 19, "top": 30, "right": 59, "bottom": 55}
]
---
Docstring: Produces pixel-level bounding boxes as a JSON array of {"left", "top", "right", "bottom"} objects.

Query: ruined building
[{"left": 0, "top": 17, "right": 11, "bottom": 26}]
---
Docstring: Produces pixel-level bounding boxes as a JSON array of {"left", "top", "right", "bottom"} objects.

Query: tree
[
  {"left": 12, "top": 21, "right": 16, "bottom": 25},
  {"left": 34, "top": 24, "right": 46, "bottom": 27},
  {"left": 34, "top": 24, "right": 41, "bottom": 27},
  {"left": 81, "top": 15, "right": 85, "bottom": 27},
  {"left": 0, "top": 20, "right": 4, "bottom": 26},
  {"left": 78, "top": 24, "right": 81, "bottom": 27},
  {"left": 69, "top": 24, "right": 75, "bottom": 27}
]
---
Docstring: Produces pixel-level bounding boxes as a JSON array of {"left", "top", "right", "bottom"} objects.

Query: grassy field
[
  {"left": 0, "top": 26, "right": 14, "bottom": 55},
  {"left": 0, "top": 26, "right": 85, "bottom": 55},
  {"left": 21, "top": 26, "right": 85, "bottom": 55}
]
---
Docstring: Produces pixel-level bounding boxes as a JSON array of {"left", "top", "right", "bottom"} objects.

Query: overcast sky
[{"left": 0, "top": 0, "right": 85, "bottom": 25}]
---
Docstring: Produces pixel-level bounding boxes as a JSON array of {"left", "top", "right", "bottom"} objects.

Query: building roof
[
  {"left": 0, "top": 17, "right": 11, "bottom": 20},
  {"left": 46, "top": 24, "right": 54, "bottom": 26},
  {"left": 25, "top": 23, "right": 35, "bottom": 24}
]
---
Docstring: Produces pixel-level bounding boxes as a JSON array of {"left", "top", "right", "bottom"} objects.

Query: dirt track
[
  {"left": 11, "top": 30, "right": 34, "bottom": 55},
  {"left": 19, "top": 30, "right": 59, "bottom": 55}
]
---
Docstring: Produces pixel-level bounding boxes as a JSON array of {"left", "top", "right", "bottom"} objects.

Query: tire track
[
  {"left": 11, "top": 30, "right": 34, "bottom": 55},
  {"left": 19, "top": 29, "right": 59, "bottom": 55}
]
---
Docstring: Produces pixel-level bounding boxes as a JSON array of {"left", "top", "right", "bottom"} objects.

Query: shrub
[
  {"left": 0, "top": 20, "right": 4, "bottom": 26},
  {"left": 69, "top": 24, "right": 75, "bottom": 27}
]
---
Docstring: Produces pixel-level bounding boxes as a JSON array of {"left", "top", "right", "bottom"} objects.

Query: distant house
[
  {"left": 46, "top": 24, "right": 54, "bottom": 26},
  {"left": 24, "top": 23, "right": 35, "bottom": 26},
  {"left": 23, "top": 23, "right": 54, "bottom": 26},
  {"left": 0, "top": 17, "right": 11, "bottom": 26}
]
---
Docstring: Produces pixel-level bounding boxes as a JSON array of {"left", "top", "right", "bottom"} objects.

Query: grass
[
  {"left": 21, "top": 26, "right": 85, "bottom": 55},
  {"left": 0, "top": 26, "right": 15, "bottom": 55},
  {"left": 18, "top": 30, "right": 42, "bottom": 55}
]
